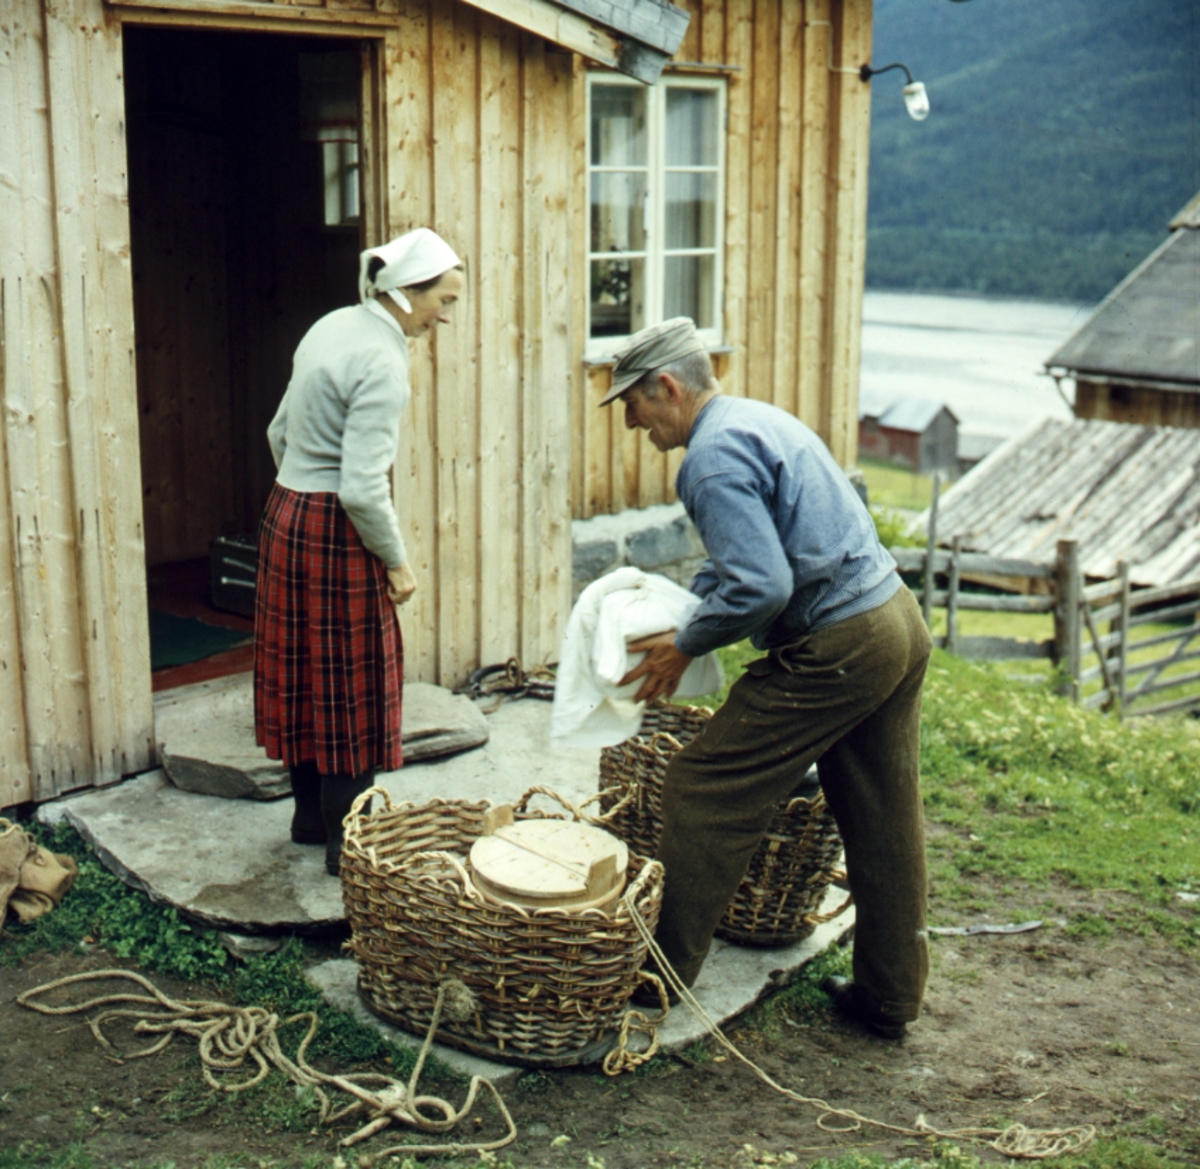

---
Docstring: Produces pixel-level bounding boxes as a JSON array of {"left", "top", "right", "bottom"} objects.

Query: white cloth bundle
[
  {"left": 550, "top": 567, "right": 724, "bottom": 749},
  {"left": 358, "top": 228, "right": 461, "bottom": 313}
]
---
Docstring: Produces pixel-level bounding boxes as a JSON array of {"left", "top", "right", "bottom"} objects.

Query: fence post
[
  {"left": 946, "top": 534, "right": 961, "bottom": 655},
  {"left": 1116, "top": 559, "right": 1130, "bottom": 719},
  {"left": 922, "top": 472, "right": 941, "bottom": 628},
  {"left": 1053, "top": 539, "right": 1081, "bottom": 702}
]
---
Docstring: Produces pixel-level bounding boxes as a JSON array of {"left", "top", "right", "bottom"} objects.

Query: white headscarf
[{"left": 358, "top": 228, "right": 461, "bottom": 313}]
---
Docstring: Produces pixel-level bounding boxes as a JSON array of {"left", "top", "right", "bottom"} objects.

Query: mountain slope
[{"left": 866, "top": 0, "right": 1200, "bottom": 299}]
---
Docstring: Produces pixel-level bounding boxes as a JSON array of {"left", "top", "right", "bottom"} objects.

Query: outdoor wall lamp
[{"left": 860, "top": 62, "right": 930, "bottom": 121}]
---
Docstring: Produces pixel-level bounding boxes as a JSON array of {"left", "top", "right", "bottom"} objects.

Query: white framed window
[
  {"left": 587, "top": 74, "right": 726, "bottom": 359},
  {"left": 322, "top": 140, "right": 360, "bottom": 227}
]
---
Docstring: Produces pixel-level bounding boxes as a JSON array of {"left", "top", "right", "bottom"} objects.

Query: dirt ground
[{"left": 2, "top": 894, "right": 1198, "bottom": 1169}]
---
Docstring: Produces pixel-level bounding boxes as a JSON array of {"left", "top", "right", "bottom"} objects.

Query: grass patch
[
  {"left": 920, "top": 649, "right": 1200, "bottom": 924},
  {"left": 859, "top": 457, "right": 937, "bottom": 513},
  {"left": 683, "top": 629, "right": 1200, "bottom": 946},
  {"left": 3, "top": 822, "right": 457, "bottom": 1084},
  {"left": 2, "top": 819, "right": 231, "bottom": 981}
]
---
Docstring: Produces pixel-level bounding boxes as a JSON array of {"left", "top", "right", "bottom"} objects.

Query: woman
[{"left": 254, "top": 228, "right": 463, "bottom": 875}]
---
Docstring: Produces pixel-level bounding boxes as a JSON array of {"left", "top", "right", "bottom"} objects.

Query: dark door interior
[{"left": 124, "top": 27, "right": 364, "bottom": 679}]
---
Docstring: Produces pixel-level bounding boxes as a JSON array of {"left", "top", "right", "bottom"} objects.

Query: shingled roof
[
  {"left": 918, "top": 417, "right": 1200, "bottom": 588},
  {"left": 1045, "top": 191, "right": 1200, "bottom": 390}
]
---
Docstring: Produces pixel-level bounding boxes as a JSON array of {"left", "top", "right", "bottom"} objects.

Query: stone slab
[
  {"left": 400, "top": 682, "right": 491, "bottom": 761},
  {"left": 39, "top": 696, "right": 606, "bottom": 934},
  {"left": 42, "top": 771, "right": 346, "bottom": 932},
  {"left": 307, "top": 888, "right": 854, "bottom": 1082},
  {"left": 153, "top": 674, "right": 490, "bottom": 800},
  {"left": 376, "top": 695, "right": 603, "bottom": 809}
]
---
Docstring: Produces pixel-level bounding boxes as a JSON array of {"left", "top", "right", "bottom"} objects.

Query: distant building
[
  {"left": 858, "top": 395, "right": 959, "bottom": 474},
  {"left": 1046, "top": 190, "right": 1200, "bottom": 428},
  {"left": 955, "top": 432, "right": 1005, "bottom": 477}
]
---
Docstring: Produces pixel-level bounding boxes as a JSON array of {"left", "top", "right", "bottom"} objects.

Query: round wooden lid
[{"left": 469, "top": 816, "right": 628, "bottom": 911}]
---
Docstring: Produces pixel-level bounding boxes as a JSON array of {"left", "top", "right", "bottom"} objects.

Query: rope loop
[{"left": 17, "top": 970, "right": 516, "bottom": 1159}]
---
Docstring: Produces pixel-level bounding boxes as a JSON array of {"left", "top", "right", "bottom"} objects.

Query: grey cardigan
[{"left": 268, "top": 301, "right": 411, "bottom": 567}]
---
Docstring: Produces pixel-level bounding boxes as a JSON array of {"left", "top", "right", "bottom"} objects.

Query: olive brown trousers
[{"left": 655, "top": 586, "right": 933, "bottom": 1024}]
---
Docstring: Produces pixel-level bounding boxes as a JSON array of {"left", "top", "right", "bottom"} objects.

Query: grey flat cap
[{"left": 599, "top": 317, "right": 707, "bottom": 406}]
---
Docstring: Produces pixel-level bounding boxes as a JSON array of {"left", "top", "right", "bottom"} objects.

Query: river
[{"left": 859, "top": 290, "right": 1096, "bottom": 441}]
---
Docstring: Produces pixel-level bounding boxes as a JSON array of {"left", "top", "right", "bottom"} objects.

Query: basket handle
[
  {"left": 620, "top": 857, "right": 664, "bottom": 908},
  {"left": 376, "top": 846, "right": 482, "bottom": 893},
  {"left": 804, "top": 890, "right": 853, "bottom": 926},
  {"left": 645, "top": 732, "right": 683, "bottom": 754},
  {"left": 511, "top": 785, "right": 601, "bottom": 824},
  {"left": 780, "top": 790, "right": 826, "bottom": 814},
  {"left": 342, "top": 784, "right": 396, "bottom": 851},
  {"left": 591, "top": 784, "right": 637, "bottom": 824}
]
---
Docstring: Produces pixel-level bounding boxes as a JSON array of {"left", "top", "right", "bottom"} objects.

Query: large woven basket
[
  {"left": 340, "top": 787, "right": 664, "bottom": 1068},
  {"left": 599, "top": 704, "right": 849, "bottom": 947}
]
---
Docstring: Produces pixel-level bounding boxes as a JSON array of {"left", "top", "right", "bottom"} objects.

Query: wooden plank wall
[
  {"left": 383, "top": 2, "right": 575, "bottom": 685},
  {"left": 574, "top": 0, "right": 873, "bottom": 518},
  {"left": 0, "top": 0, "right": 155, "bottom": 806},
  {"left": 1075, "top": 380, "right": 1200, "bottom": 430}
]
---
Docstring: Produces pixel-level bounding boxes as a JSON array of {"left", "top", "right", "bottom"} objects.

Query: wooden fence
[{"left": 891, "top": 537, "right": 1200, "bottom": 721}]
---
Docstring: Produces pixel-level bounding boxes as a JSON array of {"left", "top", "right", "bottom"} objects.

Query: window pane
[
  {"left": 665, "top": 172, "right": 718, "bottom": 250},
  {"left": 665, "top": 88, "right": 719, "bottom": 167},
  {"left": 663, "top": 254, "right": 716, "bottom": 329},
  {"left": 590, "top": 85, "right": 647, "bottom": 167},
  {"left": 590, "top": 172, "right": 647, "bottom": 253},
  {"left": 591, "top": 257, "right": 646, "bottom": 337}
]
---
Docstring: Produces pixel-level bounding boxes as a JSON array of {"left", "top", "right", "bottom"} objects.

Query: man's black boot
[
  {"left": 320, "top": 769, "right": 376, "bottom": 876},
  {"left": 821, "top": 975, "right": 908, "bottom": 1040},
  {"left": 289, "top": 761, "right": 326, "bottom": 845}
]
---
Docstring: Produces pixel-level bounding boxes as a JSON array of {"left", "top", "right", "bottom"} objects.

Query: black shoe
[
  {"left": 289, "top": 762, "right": 326, "bottom": 845},
  {"left": 821, "top": 975, "right": 907, "bottom": 1040},
  {"left": 320, "top": 769, "right": 376, "bottom": 876}
]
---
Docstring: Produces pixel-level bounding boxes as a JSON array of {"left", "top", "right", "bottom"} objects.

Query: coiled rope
[
  {"left": 17, "top": 969, "right": 516, "bottom": 1159},
  {"left": 621, "top": 892, "right": 1096, "bottom": 1161}
]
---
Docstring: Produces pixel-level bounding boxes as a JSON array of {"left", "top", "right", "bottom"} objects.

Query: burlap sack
[{"left": 0, "top": 819, "right": 78, "bottom": 924}]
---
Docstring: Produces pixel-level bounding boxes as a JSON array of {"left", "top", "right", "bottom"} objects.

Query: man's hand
[
  {"left": 386, "top": 562, "right": 417, "bottom": 606},
  {"left": 619, "top": 630, "right": 693, "bottom": 705}
]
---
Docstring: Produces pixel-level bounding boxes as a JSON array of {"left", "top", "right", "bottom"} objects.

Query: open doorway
[{"left": 123, "top": 27, "right": 367, "bottom": 690}]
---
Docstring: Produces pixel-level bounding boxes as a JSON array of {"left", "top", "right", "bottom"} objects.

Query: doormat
[{"left": 150, "top": 610, "right": 252, "bottom": 671}]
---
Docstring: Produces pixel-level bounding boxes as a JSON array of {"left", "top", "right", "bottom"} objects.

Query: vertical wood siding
[
  {"left": 575, "top": 0, "right": 873, "bottom": 518},
  {"left": 0, "top": 0, "right": 155, "bottom": 805},
  {"left": 3, "top": 0, "right": 871, "bottom": 801},
  {"left": 383, "top": 1, "right": 574, "bottom": 686}
]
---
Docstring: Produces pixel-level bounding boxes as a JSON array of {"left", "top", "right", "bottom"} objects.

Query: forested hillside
[{"left": 866, "top": 0, "right": 1199, "bottom": 300}]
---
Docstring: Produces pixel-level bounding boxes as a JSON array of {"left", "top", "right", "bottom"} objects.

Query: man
[{"left": 603, "top": 317, "right": 933, "bottom": 1039}]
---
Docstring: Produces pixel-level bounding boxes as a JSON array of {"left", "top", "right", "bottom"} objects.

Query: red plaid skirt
[{"left": 254, "top": 484, "right": 403, "bottom": 776}]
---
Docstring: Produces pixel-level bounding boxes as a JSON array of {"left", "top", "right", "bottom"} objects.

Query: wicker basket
[
  {"left": 340, "top": 787, "right": 664, "bottom": 1068},
  {"left": 599, "top": 704, "right": 849, "bottom": 947}
]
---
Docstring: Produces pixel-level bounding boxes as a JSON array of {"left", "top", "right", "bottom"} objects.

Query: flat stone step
[
  {"left": 41, "top": 696, "right": 608, "bottom": 934},
  {"left": 152, "top": 673, "right": 491, "bottom": 800}
]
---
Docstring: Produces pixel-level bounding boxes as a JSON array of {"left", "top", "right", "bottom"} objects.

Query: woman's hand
[{"left": 387, "top": 562, "right": 417, "bottom": 606}]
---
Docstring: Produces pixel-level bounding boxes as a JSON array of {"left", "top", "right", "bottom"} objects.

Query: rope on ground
[
  {"left": 458, "top": 658, "right": 556, "bottom": 710},
  {"left": 602, "top": 972, "right": 668, "bottom": 1076},
  {"left": 621, "top": 893, "right": 1096, "bottom": 1162},
  {"left": 17, "top": 970, "right": 516, "bottom": 1160}
]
